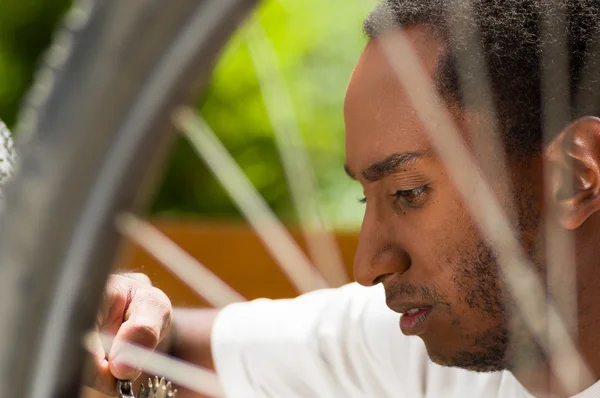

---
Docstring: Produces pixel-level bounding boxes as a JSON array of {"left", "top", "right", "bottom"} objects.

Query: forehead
[{"left": 344, "top": 27, "right": 448, "bottom": 172}]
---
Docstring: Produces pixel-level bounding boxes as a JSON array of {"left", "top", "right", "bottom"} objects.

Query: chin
[{"left": 425, "top": 345, "right": 507, "bottom": 373}]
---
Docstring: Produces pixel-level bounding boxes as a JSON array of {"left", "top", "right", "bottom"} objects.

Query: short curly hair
[{"left": 364, "top": 0, "right": 600, "bottom": 156}]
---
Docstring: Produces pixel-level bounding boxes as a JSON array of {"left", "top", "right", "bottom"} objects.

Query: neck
[
  {"left": 512, "top": 361, "right": 597, "bottom": 398},
  {"left": 511, "top": 231, "right": 600, "bottom": 398}
]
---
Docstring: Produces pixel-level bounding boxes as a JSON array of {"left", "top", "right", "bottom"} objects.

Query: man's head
[{"left": 344, "top": 0, "right": 600, "bottom": 376}]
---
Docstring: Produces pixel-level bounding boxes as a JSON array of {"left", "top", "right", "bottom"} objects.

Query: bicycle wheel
[{"left": 0, "top": 0, "right": 258, "bottom": 396}]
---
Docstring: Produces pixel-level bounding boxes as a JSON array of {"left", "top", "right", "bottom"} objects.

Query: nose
[{"left": 353, "top": 205, "right": 411, "bottom": 286}]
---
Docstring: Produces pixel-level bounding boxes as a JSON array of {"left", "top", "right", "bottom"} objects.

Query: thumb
[{"left": 81, "top": 328, "right": 118, "bottom": 396}]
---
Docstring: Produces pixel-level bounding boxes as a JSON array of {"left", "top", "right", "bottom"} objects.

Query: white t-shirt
[{"left": 212, "top": 283, "right": 600, "bottom": 398}]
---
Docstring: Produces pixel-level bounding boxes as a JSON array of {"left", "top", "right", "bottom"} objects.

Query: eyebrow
[{"left": 344, "top": 152, "right": 426, "bottom": 182}]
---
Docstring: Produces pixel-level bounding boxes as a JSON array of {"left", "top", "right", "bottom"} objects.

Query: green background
[{"left": 0, "top": 0, "right": 375, "bottom": 230}]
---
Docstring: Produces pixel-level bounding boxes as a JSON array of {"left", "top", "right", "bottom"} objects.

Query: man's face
[{"left": 344, "top": 27, "right": 545, "bottom": 372}]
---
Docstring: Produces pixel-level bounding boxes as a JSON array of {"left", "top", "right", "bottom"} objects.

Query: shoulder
[{"left": 213, "top": 283, "right": 525, "bottom": 397}]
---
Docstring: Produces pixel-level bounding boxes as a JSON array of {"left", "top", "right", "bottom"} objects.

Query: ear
[{"left": 546, "top": 116, "right": 600, "bottom": 229}]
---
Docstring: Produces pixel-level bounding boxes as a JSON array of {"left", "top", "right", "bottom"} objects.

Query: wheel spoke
[
  {"left": 83, "top": 331, "right": 225, "bottom": 398},
  {"left": 173, "top": 107, "right": 329, "bottom": 294},
  {"left": 377, "top": 28, "right": 593, "bottom": 389},
  {"left": 540, "top": 1, "right": 583, "bottom": 392},
  {"left": 116, "top": 213, "right": 246, "bottom": 307},
  {"left": 446, "top": 0, "right": 514, "bottom": 219},
  {"left": 244, "top": 16, "right": 349, "bottom": 287},
  {"left": 447, "top": 0, "right": 584, "bottom": 390}
]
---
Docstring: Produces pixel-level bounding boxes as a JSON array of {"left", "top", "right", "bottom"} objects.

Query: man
[{"left": 88, "top": 0, "right": 600, "bottom": 397}]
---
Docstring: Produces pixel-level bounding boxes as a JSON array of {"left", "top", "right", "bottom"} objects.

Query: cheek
[
  {"left": 405, "top": 188, "right": 489, "bottom": 299},
  {"left": 403, "top": 182, "right": 475, "bottom": 273}
]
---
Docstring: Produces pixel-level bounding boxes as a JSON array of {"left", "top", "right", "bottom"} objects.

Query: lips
[
  {"left": 399, "top": 306, "right": 432, "bottom": 336},
  {"left": 383, "top": 289, "right": 435, "bottom": 336}
]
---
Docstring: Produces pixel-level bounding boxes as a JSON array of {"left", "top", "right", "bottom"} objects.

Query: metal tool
[
  {"left": 117, "top": 377, "right": 178, "bottom": 398},
  {"left": 117, "top": 380, "right": 135, "bottom": 398}
]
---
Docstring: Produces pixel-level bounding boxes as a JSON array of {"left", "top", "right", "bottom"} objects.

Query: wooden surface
[{"left": 83, "top": 219, "right": 359, "bottom": 397}]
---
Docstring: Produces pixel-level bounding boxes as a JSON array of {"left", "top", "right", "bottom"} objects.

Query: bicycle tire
[{"left": 0, "top": 0, "right": 258, "bottom": 396}]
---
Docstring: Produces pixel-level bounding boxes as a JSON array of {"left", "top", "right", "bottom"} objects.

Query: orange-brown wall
[{"left": 118, "top": 219, "right": 359, "bottom": 306}]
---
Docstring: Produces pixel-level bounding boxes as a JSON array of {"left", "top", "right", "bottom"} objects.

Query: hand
[{"left": 84, "top": 273, "right": 173, "bottom": 395}]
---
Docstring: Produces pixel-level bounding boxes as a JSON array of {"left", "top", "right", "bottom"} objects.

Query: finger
[
  {"left": 99, "top": 275, "right": 129, "bottom": 330},
  {"left": 82, "top": 331, "right": 118, "bottom": 395},
  {"left": 108, "top": 289, "right": 172, "bottom": 380},
  {"left": 107, "top": 335, "right": 146, "bottom": 382},
  {"left": 83, "top": 356, "right": 119, "bottom": 396},
  {"left": 99, "top": 274, "right": 153, "bottom": 332}
]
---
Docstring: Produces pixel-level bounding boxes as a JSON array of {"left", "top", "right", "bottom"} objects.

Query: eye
[
  {"left": 358, "top": 196, "right": 367, "bottom": 204},
  {"left": 392, "top": 185, "right": 430, "bottom": 208}
]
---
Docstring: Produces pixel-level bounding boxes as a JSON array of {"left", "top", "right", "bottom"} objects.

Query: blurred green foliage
[
  {"left": 0, "top": 0, "right": 72, "bottom": 126},
  {"left": 0, "top": 0, "right": 374, "bottom": 230}
]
